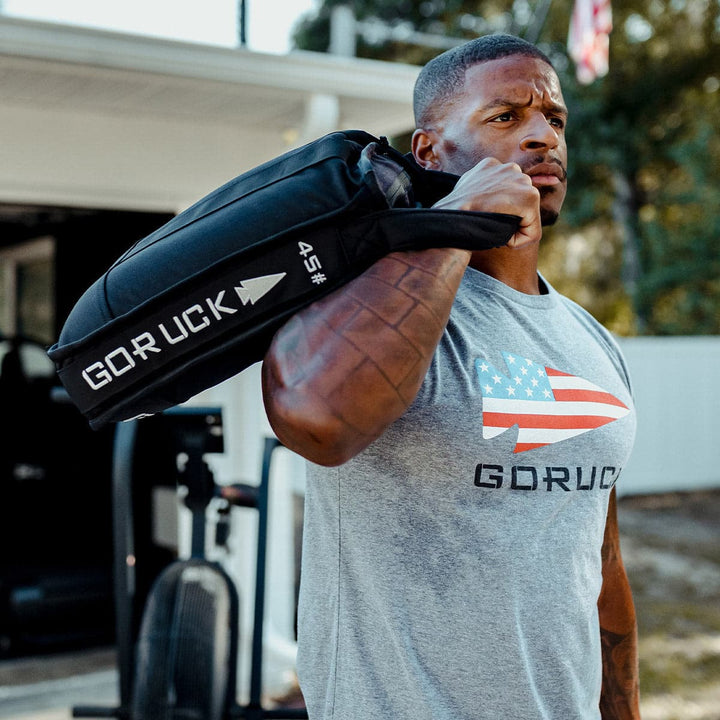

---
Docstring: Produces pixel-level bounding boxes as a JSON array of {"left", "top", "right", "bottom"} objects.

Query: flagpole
[{"left": 524, "top": 0, "right": 553, "bottom": 44}]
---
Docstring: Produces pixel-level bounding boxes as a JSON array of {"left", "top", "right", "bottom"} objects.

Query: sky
[{"left": 2, "top": 0, "right": 317, "bottom": 53}]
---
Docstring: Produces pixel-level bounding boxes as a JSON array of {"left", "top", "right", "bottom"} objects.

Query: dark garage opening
[{"left": 0, "top": 204, "right": 173, "bottom": 658}]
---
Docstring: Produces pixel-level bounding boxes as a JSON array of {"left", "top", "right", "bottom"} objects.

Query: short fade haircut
[{"left": 413, "top": 34, "right": 554, "bottom": 127}]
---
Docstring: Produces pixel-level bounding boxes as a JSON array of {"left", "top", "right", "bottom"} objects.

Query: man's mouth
[
  {"left": 530, "top": 174, "right": 561, "bottom": 187},
  {"left": 525, "top": 163, "right": 566, "bottom": 188}
]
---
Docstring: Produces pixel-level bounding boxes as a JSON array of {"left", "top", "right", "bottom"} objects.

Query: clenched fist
[{"left": 432, "top": 158, "right": 542, "bottom": 249}]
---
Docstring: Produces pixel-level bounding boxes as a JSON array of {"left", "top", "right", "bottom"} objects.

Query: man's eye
[
  {"left": 549, "top": 116, "right": 566, "bottom": 129},
  {"left": 491, "top": 112, "right": 515, "bottom": 123}
]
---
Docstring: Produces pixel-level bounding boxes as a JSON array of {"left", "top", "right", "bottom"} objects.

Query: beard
[
  {"left": 540, "top": 207, "right": 559, "bottom": 226},
  {"left": 539, "top": 186, "right": 561, "bottom": 226}
]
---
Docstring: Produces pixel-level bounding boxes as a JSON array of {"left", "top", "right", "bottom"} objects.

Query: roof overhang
[{"left": 0, "top": 16, "right": 420, "bottom": 211}]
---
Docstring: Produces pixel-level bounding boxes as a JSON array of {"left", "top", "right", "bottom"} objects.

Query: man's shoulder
[{"left": 551, "top": 287, "right": 633, "bottom": 392}]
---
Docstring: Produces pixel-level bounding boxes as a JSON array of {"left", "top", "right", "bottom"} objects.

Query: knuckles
[{"left": 433, "top": 157, "right": 541, "bottom": 219}]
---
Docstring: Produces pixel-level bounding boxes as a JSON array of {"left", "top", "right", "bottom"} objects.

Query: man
[{"left": 262, "top": 34, "right": 640, "bottom": 719}]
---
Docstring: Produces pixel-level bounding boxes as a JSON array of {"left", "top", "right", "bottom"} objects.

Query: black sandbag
[{"left": 48, "top": 130, "right": 519, "bottom": 428}]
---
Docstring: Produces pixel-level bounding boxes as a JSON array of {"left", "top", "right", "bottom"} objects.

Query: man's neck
[{"left": 469, "top": 245, "right": 544, "bottom": 295}]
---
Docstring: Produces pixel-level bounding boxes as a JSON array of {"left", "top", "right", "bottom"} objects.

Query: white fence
[{"left": 616, "top": 336, "right": 720, "bottom": 496}]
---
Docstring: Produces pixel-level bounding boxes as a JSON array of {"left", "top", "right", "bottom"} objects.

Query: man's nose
[{"left": 520, "top": 113, "right": 559, "bottom": 151}]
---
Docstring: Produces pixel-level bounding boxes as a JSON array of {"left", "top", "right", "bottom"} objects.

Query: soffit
[{"left": 0, "top": 16, "right": 418, "bottom": 134}]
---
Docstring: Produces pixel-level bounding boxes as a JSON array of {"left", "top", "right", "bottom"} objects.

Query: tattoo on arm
[{"left": 599, "top": 627, "right": 640, "bottom": 719}]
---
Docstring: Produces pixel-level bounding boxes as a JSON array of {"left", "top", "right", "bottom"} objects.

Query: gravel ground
[{"left": 619, "top": 489, "right": 720, "bottom": 720}]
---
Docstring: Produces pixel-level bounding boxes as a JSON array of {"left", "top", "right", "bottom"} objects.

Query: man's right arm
[{"left": 261, "top": 246, "right": 471, "bottom": 466}]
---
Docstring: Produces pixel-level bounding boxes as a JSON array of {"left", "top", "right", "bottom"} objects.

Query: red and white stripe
[{"left": 482, "top": 368, "right": 630, "bottom": 453}]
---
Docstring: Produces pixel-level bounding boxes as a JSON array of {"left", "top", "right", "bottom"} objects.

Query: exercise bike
[{"left": 73, "top": 406, "right": 308, "bottom": 720}]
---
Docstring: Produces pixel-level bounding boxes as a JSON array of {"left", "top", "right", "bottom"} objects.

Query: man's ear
[{"left": 411, "top": 129, "right": 442, "bottom": 170}]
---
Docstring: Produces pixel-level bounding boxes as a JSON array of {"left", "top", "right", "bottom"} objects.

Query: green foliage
[
  {"left": 550, "top": 0, "right": 720, "bottom": 334},
  {"left": 293, "top": 0, "right": 518, "bottom": 64},
  {"left": 293, "top": 0, "right": 720, "bottom": 335}
]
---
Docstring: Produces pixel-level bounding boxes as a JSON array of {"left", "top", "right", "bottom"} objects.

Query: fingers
[
  {"left": 432, "top": 158, "right": 542, "bottom": 247},
  {"left": 507, "top": 170, "right": 542, "bottom": 249}
]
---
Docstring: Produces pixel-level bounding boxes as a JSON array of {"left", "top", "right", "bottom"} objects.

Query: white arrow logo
[{"left": 234, "top": 272, "right": 286, "bottom": 306}]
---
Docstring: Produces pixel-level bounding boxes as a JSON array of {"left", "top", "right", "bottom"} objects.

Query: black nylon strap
[{"left": 340, "top": 208, "right": 519, "bottom": 256}]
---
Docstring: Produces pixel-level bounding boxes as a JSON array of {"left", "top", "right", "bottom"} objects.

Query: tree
[
  {"left": 549, "top": 0, "right": 720, "bottom": 334},
  {"left": 293, "top": 0, "right": 720, "bottom": 335}
]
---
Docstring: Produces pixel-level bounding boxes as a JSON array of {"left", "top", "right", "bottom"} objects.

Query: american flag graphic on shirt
[{"left": 476, "top": 352, "right": 630, "bottom": 453}]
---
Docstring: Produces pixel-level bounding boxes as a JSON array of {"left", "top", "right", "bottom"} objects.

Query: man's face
[{"left": 422, "top": 55, "right": 568, "bottom": 226}]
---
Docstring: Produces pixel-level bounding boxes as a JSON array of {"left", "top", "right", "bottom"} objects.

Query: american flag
[
  {"left": 568, "top": 0, "right": 612, "bottom": 84},
  {"left": 476, "top": 352, "right": 630, "bottom": 453}
]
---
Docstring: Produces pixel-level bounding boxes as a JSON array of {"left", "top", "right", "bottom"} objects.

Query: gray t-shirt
[{"left": 297, "top": 268, "right": 636, "bottom": 720}]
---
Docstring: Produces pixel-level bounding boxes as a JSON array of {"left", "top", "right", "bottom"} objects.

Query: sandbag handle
[{"left": 340, "top": 207, "right": 521, "bottom": 258}]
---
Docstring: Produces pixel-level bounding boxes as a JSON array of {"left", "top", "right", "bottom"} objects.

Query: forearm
[
  {"left": 262, "top": 247, "right": 470, "bottom": 465},
  {"left": 598, "top": 489, "right": 641, "bottom": 719},
  {"left": 599, "top": 619, "right": 639, "bottom": 719}
]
